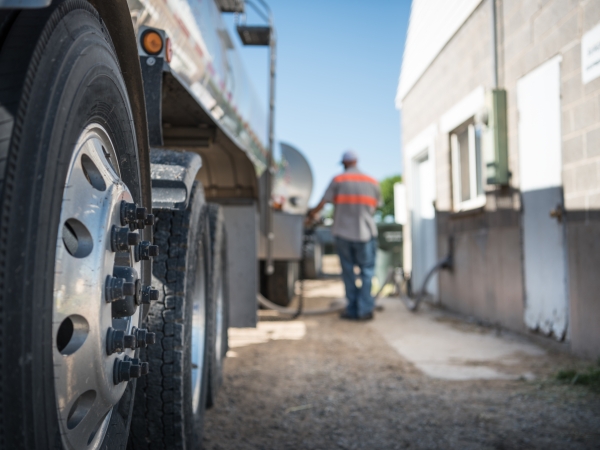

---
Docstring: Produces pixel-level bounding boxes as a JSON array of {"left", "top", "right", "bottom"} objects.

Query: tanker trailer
[{"left": 261, "top": 142, "right": 316, "bottom": 306}]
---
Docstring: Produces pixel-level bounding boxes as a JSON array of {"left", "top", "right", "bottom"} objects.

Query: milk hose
[
  {"left": 374, "top": 236, "right": 454, "bottom": 312},
  {"left": 257, "top": 218, "right": 346, "bottom": 318}
]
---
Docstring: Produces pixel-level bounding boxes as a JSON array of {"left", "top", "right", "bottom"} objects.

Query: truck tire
[
  {"left": 130, "top": 183, "right": 210, "bottom": 450},
  {"left": 264, "top": 261, "right": 300, "bottom": 307},
  {"left": 205, "top": 204, "right": 229, "bottom": 408},
  {"left": 0, "top": 3, "right": 149, "bottom": 449}
]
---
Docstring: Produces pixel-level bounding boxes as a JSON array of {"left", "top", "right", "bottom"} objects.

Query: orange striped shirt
[
  {"left": 333, "top": 173, "right": 379, "bottom": 185},
  {"left": 322, "top": 168, "right": 381, "bottom": 241},
  {"left": 333, "top": 194, "right": 378, "bottom": 207}
]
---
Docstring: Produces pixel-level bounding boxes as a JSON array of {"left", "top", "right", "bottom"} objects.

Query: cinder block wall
[
  {"left": 401, "top": 0, "right": 600, "bottom": 355},
  {"left": 402, "top": 0, "right": 526, "bottom": 333},
  {"left": 500, "top": 0, "right": 600, "bottom": 357}
]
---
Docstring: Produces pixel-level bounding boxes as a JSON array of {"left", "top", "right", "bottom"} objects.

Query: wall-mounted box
[{"left": 482, "top": 89, "right": 509, "bottom": 185}]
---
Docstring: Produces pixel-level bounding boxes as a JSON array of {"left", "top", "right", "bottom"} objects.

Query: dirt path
[{"left": 204, "top": 279, "right": 600, "bottom": 450}]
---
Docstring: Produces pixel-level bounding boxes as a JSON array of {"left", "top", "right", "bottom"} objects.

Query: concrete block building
[{"left": 397, "top": 0, "right": 600, "bottom": 358}]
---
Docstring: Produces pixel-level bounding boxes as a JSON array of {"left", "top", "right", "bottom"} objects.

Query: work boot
[
  {"left": 339, "top": 311, "right": 357, "bottom": 320},
  {"left": 357, "top": 312, "right": 374, "bottom": 321}
]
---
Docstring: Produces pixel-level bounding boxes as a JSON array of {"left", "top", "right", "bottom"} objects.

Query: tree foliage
[{"left": 378, "top": 174, "right": 402, "bottom": 218}]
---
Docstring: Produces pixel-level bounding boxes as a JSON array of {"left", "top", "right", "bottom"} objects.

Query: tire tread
[{"left": 130, "top": 185, "right": 208, "bottom": 450}]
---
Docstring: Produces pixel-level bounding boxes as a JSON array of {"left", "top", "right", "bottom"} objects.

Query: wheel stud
[
  {"left": 111, "top": 225, "right": 140, "bottom": 252},
  {"left": 105, "top": 276, "right": 135, "bottom": 302},
  {"left": 123, "top": 334, "right": 137, "bottom": 349},
  {"left": 132, "top": 219, "right": 146, "bottom": 230},
  {"left": 113, "top": 358, "right": 133, "bottom": 384},
  {"left": 141, "top": 285, "right": 160, "bottom": 304},
  {"left": 107, "top": 328, "right": 138, "bottom": 354},
  {"left": 129, "top": 362, "right": 142, "bottom": 379},
  {"left": 121, "top": 201, "right": 147, "bottom": 226},
  {"left": 133, "top": 327, "right": 154, "bottom": 348},
  {"left": 135, "top": 241, "right": 159, "bottom": 261},
  {"left": 130, "top": 357, "right": 148, "bottom": 377},
  {"left": 106, "top": 328, "right": 125, "bottom": 355}
]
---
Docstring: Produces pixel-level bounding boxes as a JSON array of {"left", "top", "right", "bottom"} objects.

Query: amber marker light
[
  {"left": 165, "top": 37, "right": 173, "bottom": 63},
  {"left": 142, "top": 30, "right": 163, "bottom": 55}
]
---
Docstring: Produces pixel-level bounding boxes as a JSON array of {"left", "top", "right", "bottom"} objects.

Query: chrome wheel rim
[
  {"left": 53, "top": 124, "right": 141, "bottom": 449},
  {"left": 191, "top": 245, "right": 207, "bottom": 413}
]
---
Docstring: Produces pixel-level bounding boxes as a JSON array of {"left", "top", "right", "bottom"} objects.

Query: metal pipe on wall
[{"left": 491, "top": 0, "right": 498, "bottom": 88}]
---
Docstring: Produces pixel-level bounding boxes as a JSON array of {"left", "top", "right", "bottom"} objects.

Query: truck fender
[{"left": 150, "top": 148, "right": 203, "bottom": 211}]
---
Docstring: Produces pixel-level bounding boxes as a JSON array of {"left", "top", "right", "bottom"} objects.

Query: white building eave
[{"left": 396, "top": 0, "right": 484, "bottom": 109}]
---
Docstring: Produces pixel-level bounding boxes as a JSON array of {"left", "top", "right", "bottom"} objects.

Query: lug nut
[
  {"left": 112, "top": 266, "right": 140, "bottom": 316},
  {"left": 121, "top": 201, "right": 147, "bottom": 226},
  {"left": 129, "top": 362, "right": 142, "bottom": 379},
  {"left": 123, "top": 283, "right": 135, "bottom": 296},
  {"left": 106, "top": 328, "right": 125, "bottom": 355},
  {"left": 105, "top": 276, "right": 135, "bottom": 302},
  {"left": 132, "top": 219, "right": 146, "bottom": 231},
  {"left": 134, "top": 327, "right": 147, "bottom": 348},
  {"left": 123, "top": 334, "right": 137, "bottom": 349},
  {"left": 114, "top": 359, "right": 133, "bottom": 384},
  {"left": 135, "top": 241, "right": 159, "bottom": 261},
  {"left": 111, "top": 225, "right": 140, "bottom": 252},
  {"left": 133, "top": 327, "right": 154, "bottom": 348},
  {"left": 128, "top": 357, "right": 148, "bottom": 377},
  {"left": 131, "top": 358, "right": 150, "bottom": 375},
  {"left": 107, "top": 328, "right": 138, "bottom": 354},
  {"left": 141, "top": 285, "right": 160, "bottom": 304}
]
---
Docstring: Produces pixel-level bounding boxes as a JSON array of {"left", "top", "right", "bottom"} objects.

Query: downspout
[{"left": 491, "top": 0, "right": 498, "bottom": 88}]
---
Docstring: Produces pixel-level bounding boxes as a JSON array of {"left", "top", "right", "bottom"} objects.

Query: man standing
[{"left": 308, "top": 151, "right": 381, "bottom": 320}]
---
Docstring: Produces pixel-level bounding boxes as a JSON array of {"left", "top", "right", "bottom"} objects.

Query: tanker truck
[{"left": 0, "top": 0, "right": 313, "bottom": 448}]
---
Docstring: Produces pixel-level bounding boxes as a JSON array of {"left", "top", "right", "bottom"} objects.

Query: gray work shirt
[{"left": 322, "top": 167, "right": 381, "bottom": 242}]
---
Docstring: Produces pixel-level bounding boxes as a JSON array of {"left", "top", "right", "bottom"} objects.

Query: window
[{"left": 451, "top": 120, "right": 485, "bottom": 211}]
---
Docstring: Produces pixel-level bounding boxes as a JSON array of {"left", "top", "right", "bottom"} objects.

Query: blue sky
[{"left": 223, "top": 0, "right": 412, "bottom": 204}]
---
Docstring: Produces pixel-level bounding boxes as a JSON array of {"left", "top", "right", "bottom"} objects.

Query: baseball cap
[{"left": 341, "top": 150, "right": 358, "bottom": 164}]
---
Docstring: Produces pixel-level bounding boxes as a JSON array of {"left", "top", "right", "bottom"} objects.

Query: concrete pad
[
  {"left": 369, "top": 297, "right": 544, "bottom": 381},
  {"left": 228, "top": 321, "right": 307, "bottom": 349}
]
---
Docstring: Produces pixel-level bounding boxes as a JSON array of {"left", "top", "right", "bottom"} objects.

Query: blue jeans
[{"left": 335, "top": 236, "right": 377, "bottom": 318}]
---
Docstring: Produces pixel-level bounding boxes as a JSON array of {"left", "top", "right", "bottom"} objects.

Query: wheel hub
[{"left": 52, "top": 124, "right": 156, "bottom": 449}]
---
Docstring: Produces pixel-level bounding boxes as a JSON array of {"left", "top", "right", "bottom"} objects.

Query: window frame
[{"left": 450, "top": 119, "right": 486, "bottom": 212}]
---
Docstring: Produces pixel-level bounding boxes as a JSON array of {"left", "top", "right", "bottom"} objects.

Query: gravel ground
[{"left": 203, "top": 279, "right": 600, "bottom": 450}]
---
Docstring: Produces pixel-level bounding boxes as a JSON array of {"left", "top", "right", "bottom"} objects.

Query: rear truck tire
[
  {"left": 205, "top": 204, "right": 229, "bottom": 408},
  {"left": 263, "top": 260, "right": 300, "bottom": 307},
  {"left": 0, "top": 3, "right": 151, "bottom": 449},
  {"left": 129, "top": 183, "right": 210, "bottom": 450}
]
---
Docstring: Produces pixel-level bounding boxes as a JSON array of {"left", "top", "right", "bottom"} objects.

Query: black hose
[
  {"left": 410, "top": 236, "right": 454, "bottom": 311},
  {"left": 410, "top": 257, "right": 450, "bottom": 311},
  {"left": 258, "top": 220, "right": 346, "bottom": 318},
  {"left": 374, "top": 236, "right": 454, "bottom": 312}
]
